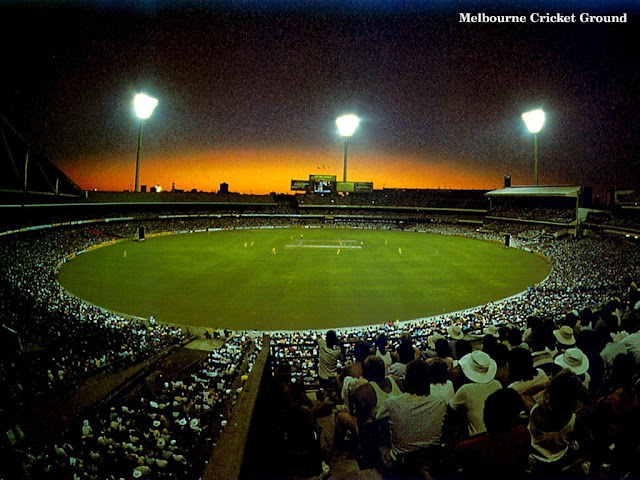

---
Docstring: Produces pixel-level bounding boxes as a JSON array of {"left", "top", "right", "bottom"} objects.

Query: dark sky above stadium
[{"left": 1, "top": 0, "right": 639, "bottom": 195}]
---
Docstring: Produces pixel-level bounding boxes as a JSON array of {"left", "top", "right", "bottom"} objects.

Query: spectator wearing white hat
[
  {"left": 422, "top": 333, "right": 444, "bottom": 361},
  {"left": 483, "top": 325, "right": 500, "bottom": 338},
  {"left": 446, "top": 324, "right": 466, "bottom": 360},
  {"left": 448, "top": 351, "right": 502, "bottom": 436},
  {"left": 555, "top": 347, "right": 590, "bottom": 389},
  {"left": 553, "top": 325, "right": 576, "bottom": 350},
  {"left": 529, "top": 329, "right": 562, "bottom": 378},
  {"left": 427, "top": 333, "right": 444, "bottom": 350},
  {"left": 447, "top": 325, "right": 464, "bottom": 341}
]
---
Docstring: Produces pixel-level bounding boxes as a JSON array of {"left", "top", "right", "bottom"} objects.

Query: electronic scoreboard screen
[{"left": 314, "top": 180, "right": 332, "bottom": 194}]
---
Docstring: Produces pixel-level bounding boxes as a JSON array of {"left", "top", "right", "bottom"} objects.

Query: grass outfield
[{"left": 57, "top": 228, "right": 550, "bottom": 331}]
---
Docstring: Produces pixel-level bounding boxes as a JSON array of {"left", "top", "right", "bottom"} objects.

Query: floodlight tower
[
  {"left": 521, "top": 109, "right": 545, "bottom": 186},
  {"left": 133, "top": 93, "right": 158, "bottom": 192},
  {"left": 336, "top": 114, "right": 360, "bottom": 183}
]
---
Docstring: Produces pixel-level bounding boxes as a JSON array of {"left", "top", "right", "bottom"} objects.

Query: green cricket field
[{"left": 57, "top": 228, "right": 549, "bottom": 331}]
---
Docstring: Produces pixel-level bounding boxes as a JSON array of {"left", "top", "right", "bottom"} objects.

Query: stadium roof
[
  {"left": 485, "top": 186, "right": 581, "bottom": 198},
  {"left": 1, "top": 114, "right": 83, "bottom": 198}
]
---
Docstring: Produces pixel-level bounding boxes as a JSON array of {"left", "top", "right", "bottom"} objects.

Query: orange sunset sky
[{"left": 62, "top": 147, "right": 510, "bottom": 194}]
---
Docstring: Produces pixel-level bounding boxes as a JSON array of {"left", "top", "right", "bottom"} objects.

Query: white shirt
[
  {"left": 377, "top": 393, "right": 447, "bottom": 459},
  {"left": 620, "top": 332, "right": 640, "bottom": 364},
  {"left": 508, "top": 368, "right": 549, "bottom": 394},
  {"left": 318, "top": 337, "right": 342, "bottom": 380},
  {"left": 429, "top": 380, "right": 455, "bottom": 403},
  {"left": 449, "top": 380, "right": 502, "bottom": 436},
  {"left": 600, "top": 341, "right": 627, "bottom": 367},
  {"left": 376, "top": 349, "right": 393, "bottom": 371}
]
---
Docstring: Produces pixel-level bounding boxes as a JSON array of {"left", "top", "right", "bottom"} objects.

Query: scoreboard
[{"left": 291, "top": 175, "right": 373, "bottom": 194}]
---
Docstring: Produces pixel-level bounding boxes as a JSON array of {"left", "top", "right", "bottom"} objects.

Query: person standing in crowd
[
  {"left": 375, "top": 333, "right": 393, "bottom": 373},
  {"left": 317, "top": 330, "right": 343, "bottom": 402}
]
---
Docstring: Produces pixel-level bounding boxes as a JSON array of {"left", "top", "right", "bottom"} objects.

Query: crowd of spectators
[
  {"left": 615, "top": 191, "right": 640, "bottom": 205},
  {"left": 19, "top": 335, "right": 257, "bottom": 480},
  {"left": 293, "top": 292, "right": 640, "bottom": 479},
  {"left": 2, "top": 214, "right": 637, "bottom": 398},
  {"left": 0, "top": 228, "right": 185, "bottom": 412},
  {"left": 488, "top": 205, "right": 576, "bottom": 224},
  {"left": 585, "top": 211, "right": 640, "bottom": 232},
  {"left": 1, "top": 208, "right": 639, "bottom": 479},
  {"left": 297, "top": 189, "right": 489, "bottom": 209}
]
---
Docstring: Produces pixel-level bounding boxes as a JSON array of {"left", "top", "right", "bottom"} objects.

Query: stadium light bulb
[
  {"left": 336, "top": 114, "right": 360, "bottom": 137},
  {"left": 522, "top": 109, "right": 545, "bottom": 134},
  {"left": 134, "top": 93, "right": 158, "bottom": 120}
]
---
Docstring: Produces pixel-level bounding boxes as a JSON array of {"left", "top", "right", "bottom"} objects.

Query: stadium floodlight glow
[
  {"left": 336, "top": 114, "right": 360, "bottom": 137},
  {"left": 522, "top": 109, "right": 545, "bottom": 133},
  {"left": 134, "top": 93, "right": 158, "bottom": 120},
  {"left": 133, "top": 93, "right": 158, "bottom": 192},
  {"left": 522, "top": 109, "right": 545, "bottom": 186},
  {"left": 336, "top": 114, "right": 360, "bottom": 183}
]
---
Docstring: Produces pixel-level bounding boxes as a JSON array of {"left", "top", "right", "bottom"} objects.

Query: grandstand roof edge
[
  {"left": 485, "top": 186, "right": 581, "bottom": 197},
  {"left": 298, "top": 205, "right": 487, "bottom": 213},
  {"left": 29, "top": 201, "right": 279, "bottom": 207}
]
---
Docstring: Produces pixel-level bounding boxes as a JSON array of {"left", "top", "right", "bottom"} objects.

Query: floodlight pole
[
  {"left": 522, "top": 109, "right": 545, "bottom": 187},
  {"left": 336, "top": 114, "right": 360, "bottom": 184},
  {"left": 132, "top": 92, "right": 158, "bottom": 193},
  {"left": 343, "top": 137, "right": 349, "bottom": 183},
  {"left": 533, "top": 132, "right": 538, "bottom": 186},
  {"left": 135, "top": 120, "right": 144, "bottom": 193}
]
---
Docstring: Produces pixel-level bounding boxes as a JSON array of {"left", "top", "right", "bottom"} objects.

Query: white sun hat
[
  {"left": 554, "top": 348, "right": 589, "bottom": 375},
  {"left": 459, "top": 350, "right": 497, "bottom": 384}
]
